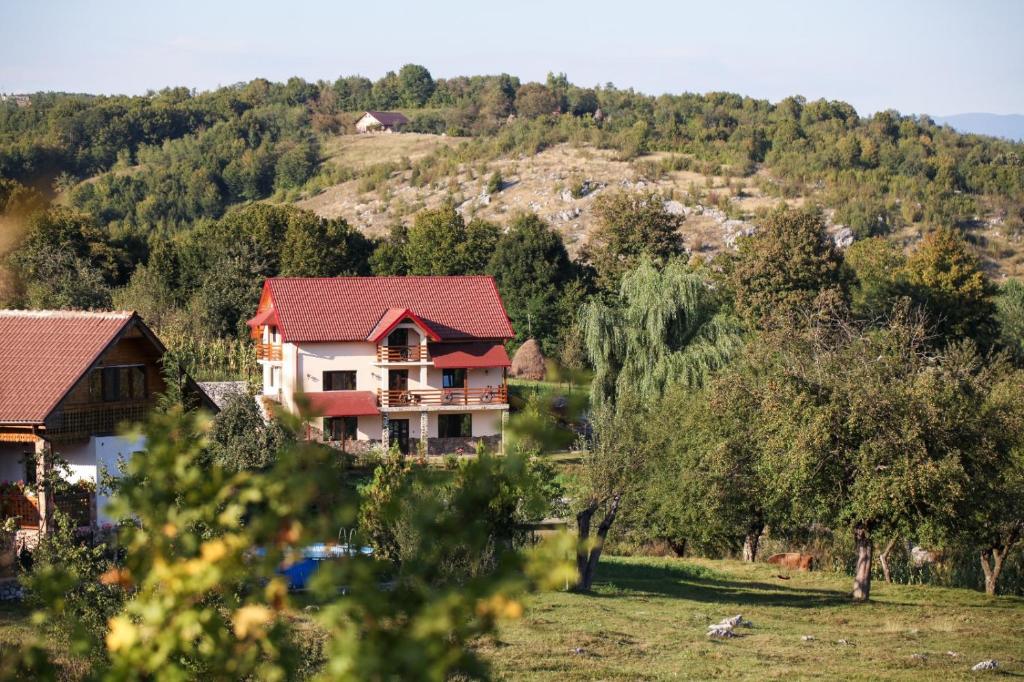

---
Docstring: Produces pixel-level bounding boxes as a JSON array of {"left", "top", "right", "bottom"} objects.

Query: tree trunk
[
  {"left": 741, "top": 522, "right": 764, "bottom": 562},
  {"left": 668, "top": 538, "right": 687, "bottom": 558},
  {"left": 979, "top": 525, "right": 1021, "bottom": 596},
  {"left": 878, "top": 537, "right": 897, "bottom": 584},
  {"left": 575, "top": 494, "right": 621, "bottom": 591},
  {"left": 852, "top": 523, "right": 873, "bottom": 601}
]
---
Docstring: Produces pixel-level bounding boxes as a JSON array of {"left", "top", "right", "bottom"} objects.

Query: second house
[{"left": 248, "top": 275, "right": 514, "bottom": 455}]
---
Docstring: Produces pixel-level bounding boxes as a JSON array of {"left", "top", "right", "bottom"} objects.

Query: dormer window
[{"left": 89, "top": 365, "right": 147, "bottom": 402}]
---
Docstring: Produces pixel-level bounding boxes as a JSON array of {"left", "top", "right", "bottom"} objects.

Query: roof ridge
[
  {"left": 269, "top": 275, "right": 494, "bottom": 281},
  {"left": 0, "top": 309, "right": 134, "bottom": 319}
]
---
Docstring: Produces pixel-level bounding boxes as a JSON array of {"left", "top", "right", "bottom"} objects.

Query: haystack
[{"left": 510, "top": 339, "right": 546, "bottom": 380}]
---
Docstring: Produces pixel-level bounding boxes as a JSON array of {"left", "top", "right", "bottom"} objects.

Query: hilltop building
[{"left": 354, "top": 110, "right": 409, "bottom": 133}]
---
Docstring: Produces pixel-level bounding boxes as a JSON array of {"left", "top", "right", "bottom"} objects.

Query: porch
[{"left": 0, "top": 484, "right": 95, "bottom": 530}]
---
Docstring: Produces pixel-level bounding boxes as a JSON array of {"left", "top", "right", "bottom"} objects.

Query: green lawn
[
  {"left": 479, "top": 556, "right": 1024, "bottom": 680},
  {"left": 4, "top": 556, "right": 1021, "bottom": 680}
]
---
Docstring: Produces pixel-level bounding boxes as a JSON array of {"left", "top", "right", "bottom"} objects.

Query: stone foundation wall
[{"left": 426, "top": 435, "right": 501, "bottom": 456}]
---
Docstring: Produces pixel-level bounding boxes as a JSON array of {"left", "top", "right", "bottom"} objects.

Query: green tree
[
  {"left": 844, "top": 236, "right": 907, "bottom": 321},
  {"left": 397, "top": 64, "right": 435, "bottom": 107},
  {"left": 904, "top": 228, "right": 997, "bottom": 348},
  {"left": 370, "top": 224, "right": 411, "bottom": 275},
  {"left": 585, "top": 191, "right": 685, "bottom": 290},
  {"left": 995, "top": 279, "right": 1024, "bottom": 363},
  {"left": 274, "top": 136, "right": 319, "bottom": 190},
  {"left": 405, "top": 205, "right": 499, "bottom": 275},
  {"left": 208, "top": 390, "right": 291, "bottom": 471},
  {"left": 487, "top": 213, "right": 577, "bottom": 352},
  {"left": 573, "top": 259, "right": 743, "bottom": 589},
  {"left": 514, "top": 83, "right": 558, "bottom": 119},
  {"left": 280, "top": 215, "right": 373, "bottom": 278},
  {"left": 730, "top": 206, "right": 844, "bottom": 328}
]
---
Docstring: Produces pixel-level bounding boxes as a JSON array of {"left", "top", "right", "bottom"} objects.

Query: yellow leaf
[
  {"left": 200, "top": 539, "right": 228, "bottom": 563},
  {"left": 233, "top": 604, "right": 273, "bottom": 639},
  {"left": 106, "top": 615, "right": 137, "bottom": 652}
]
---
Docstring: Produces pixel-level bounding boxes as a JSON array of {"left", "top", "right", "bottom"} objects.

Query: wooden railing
[
  {"left": 256, "top": 343, "right": 283, "bottom": 361},
  {"left": 47, "top": 400, "right": 155, "bottom": 442},
  {"left": 377, "top": 386, "right": 507, "bottom": 407},
  {"left": 0, "top": 490, "right": 38, "bottom": 528},
  {"left": 376, "top": 345, "right": 427, "bottom": 362},
  {"left": 0, "top": 487, "right": 94, "bottom": 529}
]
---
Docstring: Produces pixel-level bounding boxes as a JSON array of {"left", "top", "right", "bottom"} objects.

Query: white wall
[
  {"left": 93, "top": 434, "right": 146, "bottom": 524},
  {"left": 472, "top": 411, "right": 502, "bottom": 437},
  {"left": 297, "top": 342, "right": 378, "bottom": 394},
  {"left": 426, "top": 367, "right": 504, "bottom": 390},
  {"left": 54, "top": 441, "right": 94, "bottom": 483},
  {"left": 0, "top": 443, "right": 30, "bottom": 482}
]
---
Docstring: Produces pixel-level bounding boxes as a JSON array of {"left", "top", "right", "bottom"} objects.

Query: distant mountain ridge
[{"left": 931, "top": 113, "right": 1024, "bottom": 141}]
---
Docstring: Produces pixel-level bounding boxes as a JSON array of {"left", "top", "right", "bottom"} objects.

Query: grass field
[
  {"left": 3, "top": 555, "right": 1020, "bottom": 679},
  {"left": 479, "top": 556, "right": 1024, "bottom": 681}
]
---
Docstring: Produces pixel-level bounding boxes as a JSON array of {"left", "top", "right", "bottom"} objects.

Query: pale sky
[{"left": 1, "top": 0, "right": 1022, "bottom": 116}]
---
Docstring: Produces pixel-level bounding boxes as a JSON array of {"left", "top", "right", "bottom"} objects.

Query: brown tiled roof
[
  {"left": 362, "top": 111, "right": 409, "bottom": 127},
  {"left": 254, "top": 276, "right": 514, "bottom": 343},
  {"left": 0, "top": 310, "right": 135, "bottom": 424}
]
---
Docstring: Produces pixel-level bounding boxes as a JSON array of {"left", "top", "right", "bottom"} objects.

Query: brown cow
[{"left": 766, "top": 552, "right": 815, "bottom": 571}]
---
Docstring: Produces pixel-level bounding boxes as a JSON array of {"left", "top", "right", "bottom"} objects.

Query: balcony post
[{"left": 34, "top": 437, "right": 52, "bottom": 535}]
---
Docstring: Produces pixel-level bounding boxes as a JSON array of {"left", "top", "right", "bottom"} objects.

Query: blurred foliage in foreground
[{"left": 1, "top": 407, "right": 574, "bottom": 681}]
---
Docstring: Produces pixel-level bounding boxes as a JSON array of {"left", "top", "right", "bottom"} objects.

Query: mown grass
[
  {"left": 479, "top": 556, "right": 1024, "bottom": 680},
  {"left": 4, "top": 556, "right": 1021, "bottom": 679}
]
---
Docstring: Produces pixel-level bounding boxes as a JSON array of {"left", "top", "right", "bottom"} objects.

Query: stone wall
[{"left": 426, "top": 435, "right": 501, "bottom": 456}]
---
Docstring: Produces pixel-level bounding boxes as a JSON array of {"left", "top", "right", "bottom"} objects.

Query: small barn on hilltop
[
  {"left": 510, "top": 339, "right": 546, "bottom": 381},
  {"left": 355, "top": 111, "right": 409, "bottom": 133}
]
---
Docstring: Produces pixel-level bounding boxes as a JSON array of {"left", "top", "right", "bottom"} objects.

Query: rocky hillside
[{"left": 294, "top": 133, "right": 1021, "bottom": 276}]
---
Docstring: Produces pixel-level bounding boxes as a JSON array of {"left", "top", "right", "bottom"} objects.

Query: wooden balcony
[
  {"left": 376, "top": 345, "right": 427, "bottom": 363},
  {"left": 256, "top": 343, "right": 283, "bottom": 361},
  {"left": 0, "top": 486, "right": 94, "bottom": 529},
  {"left": 377, "top": 386, "right": 507, "bottom": 408},
  {"left": 46, "top": 400, "right": 155, "bottom": 442}
]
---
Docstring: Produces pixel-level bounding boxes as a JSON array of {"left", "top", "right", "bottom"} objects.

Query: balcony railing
[
  {"left": 0, "top": 487, "right": 94, "bottom": 529},
  {"left": 376, "top": 345, "right": 427, "bottom": 363},
  {"left": 378, "top": 386, "right": 507, "bottom": 407},
  {"left": 256, "top": 343, "right": 283, "bottom": 361},
  {"left": 46, "top": 400, "right": 155, "bottom": 442}
]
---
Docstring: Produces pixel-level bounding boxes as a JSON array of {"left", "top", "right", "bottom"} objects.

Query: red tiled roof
[
  {"left": 362, "top": 111, "right": 409, "bottom": 127},
  {"left": 303, "top": 391, "right": 380, "bottom": 417},
  {"left": 262, "top": 276, "right": 514, "bottom": 343},
  {"left": 366, "top": 308, "right": 442, "bottom": 342},
  {"left": 246, "top": 306, "right": 278, "bottom": 329},
  {"left": 429, "top": 342, "right": 511, "bottom": 368},
  {"left": 0, "top": 310, "right": 135, "bottom": 424}
]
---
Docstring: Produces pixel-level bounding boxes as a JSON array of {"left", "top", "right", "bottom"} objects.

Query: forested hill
[{"left": 1, "top": 66, "right": 1023, "bottom": 378}]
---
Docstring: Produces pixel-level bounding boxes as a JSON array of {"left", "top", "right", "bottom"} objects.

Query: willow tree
[{"left": 573, "top": 258, "right": 743, "bottom": 589}]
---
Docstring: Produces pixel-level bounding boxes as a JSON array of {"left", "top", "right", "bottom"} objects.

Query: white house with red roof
[
  {"left": 0, "top": 310, "right": 214, "bottom": 540},
  {"left": 247, "top": 276, "right": 514, "bottom": 455}
]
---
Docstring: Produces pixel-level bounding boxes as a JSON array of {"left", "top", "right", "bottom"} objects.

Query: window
[
  {"left": 438, "top": 413, "right": 471, "bottom": 438},
  {"left": 89, "top": 365, "right": 146, "bottom": 402},
  {"left": 270, "top": 365, "right": 281, "bottom": 388},
  {"left": 387, "top": 328, "right": 408, "bottom": 346},
  {"left": 323, "top": 370, "right": 357, "bottom": 391},
  {"left": 268, "top": 326, "right": 280, "bottom": 343},
  {"left": 442, "top": 368, "right": 466, "bottom": 389},
  {"left": 324, "top": 416, "right": 358, "bottom": 442}
]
